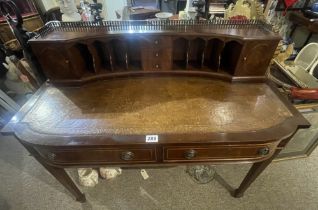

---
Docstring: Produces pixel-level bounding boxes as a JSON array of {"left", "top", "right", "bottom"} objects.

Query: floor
[{"left": 0, "top": 135, "right": 318, "bottom": 210}]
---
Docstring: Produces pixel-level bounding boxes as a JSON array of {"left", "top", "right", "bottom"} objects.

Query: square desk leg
[
  {"left": 232, "top": 149, "right": 282, "bottom": 198},
  {"left": 21, "top": 142, "right": 86, "bottom": 202}
]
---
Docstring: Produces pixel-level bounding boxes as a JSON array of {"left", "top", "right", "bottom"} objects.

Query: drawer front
[
  {"left": 164, "top": 144, "right": 275, "bottom": 162},
  {"left": 141, "top": 36, "right": 173, "bottom": 71},
  {"left": 141, "top": 36, "right": 172, "bottom": 50},
  {"left": 141, "top": 48, "right": 173, "bottom": 71},
  {"left": 38, "top": 147, "right": 157, "bottom": 165}
]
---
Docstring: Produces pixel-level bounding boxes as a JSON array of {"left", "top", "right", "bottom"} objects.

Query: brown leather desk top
[{"left": 4, "top": 76, "right": 307, "bottom": 146}]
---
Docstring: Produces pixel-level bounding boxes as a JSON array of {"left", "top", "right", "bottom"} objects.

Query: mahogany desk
[
  {"left": 1, "top": 20, "right": 311, "bottom": 202},
  {"left": 2, "top": 76, "right": 309, "bottom": 202}
]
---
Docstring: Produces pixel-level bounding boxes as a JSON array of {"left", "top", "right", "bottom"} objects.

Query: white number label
[{"left": 146, "top": 135, "right": 158, "bottom": 143}]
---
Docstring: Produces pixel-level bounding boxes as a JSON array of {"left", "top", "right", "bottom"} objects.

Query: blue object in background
[{"left": 311, "top": 2, "right": 318, "bottom": 12}]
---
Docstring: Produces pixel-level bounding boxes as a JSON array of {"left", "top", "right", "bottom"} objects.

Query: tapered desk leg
[
  {"left": 232, "top": 149, "right": 281, "bottom": 198},
  {"left": 39, "top": 162, "right": 86, "bottom": 202},
  {"left": 21, "top": 142, "right": 86, "bottom": 202}
]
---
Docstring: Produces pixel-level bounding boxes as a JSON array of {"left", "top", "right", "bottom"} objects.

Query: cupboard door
[
  {"left": 235, "top": 40, "right": 279, "bottom": 76},
  {"left": 33, "top": 45, "right": 75, "bottom": 79},
  {"left": 32, "top": 43, "right": 87, "bottom": 80}
]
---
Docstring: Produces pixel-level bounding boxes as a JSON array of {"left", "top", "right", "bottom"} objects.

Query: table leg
[
  {"left": 40, "top": 162, "right": 86, "bottom": 202},
  {"left": 21, "top": 142, "right": 86, "bottom": 202},
  {"left": 232, "top": 149, "right": 281, "bottom": 198}
]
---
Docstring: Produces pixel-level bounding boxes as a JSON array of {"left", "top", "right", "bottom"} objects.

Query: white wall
[
  {"left": 35, "top": 0, "right": 59, "bottom": 12},
  {"left": 102, "top": 0, "right": 127, "bottom": 20}
]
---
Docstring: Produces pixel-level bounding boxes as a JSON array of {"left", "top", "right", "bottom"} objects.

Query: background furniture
[
  {"left": 289, "top": 11, "right": 318, "bottom": 48},
  {"left": 0, "top": 0, "right": 43, "bottom": 51},
  {"left": 0, "top": 15, "right": 43, "bottom": 51},
  {"left": 268, "top": 59, "right": 318, "bottom": 160},
  {"left": 277, "top": 103, "right": 318, "bottom": 160},
  {"left": 120, "top": 6, "right": 160, "bottom": 20}
]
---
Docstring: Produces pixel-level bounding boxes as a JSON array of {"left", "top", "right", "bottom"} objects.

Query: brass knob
[
  {"left": 184, "top": 149, "right": 197, "bottom": 159},
  {"left": 155, "top": 64, "right": 159, "bottom": 69},
  {"left": 65, "top": 60, "right": 69, "bottom": 64},
  {"left": 121, "top": 151, "right": 135, "bottom": 161},
  {"left": 47, "top": 152, "right": 56, "bottom": 160},
  {"left": 258, "top": 147, "right": 269, "bottom": 156},
  {"left": 155, "top": 52, "right": 159, "bottom": 57}
]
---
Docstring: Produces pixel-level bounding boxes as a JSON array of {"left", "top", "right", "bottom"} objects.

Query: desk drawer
[
  {"left": 38, "top": 147, "right": 157, "bottom": 165},
  {"left": 163, "top": 144, "right": 275, "bottom": 162},
  {"left": 141, "top": 36, "right": 172, "bottom": 50},
  {"left": 141, "top": 48, "right": 173, "bottom": 71}
]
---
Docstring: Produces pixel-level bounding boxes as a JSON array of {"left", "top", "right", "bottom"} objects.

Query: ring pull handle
[
  {"left": 47, "top": 152, "right": 56, "bottom": 160},
  {"left": 258, "top": 147, "right": 270, "bottom": 156},
  {"left": 184, "top": 149, "right": 197, "bottom": 159},
  {"left": 121, "top": 151, "right": 135, "bottom": 161}
]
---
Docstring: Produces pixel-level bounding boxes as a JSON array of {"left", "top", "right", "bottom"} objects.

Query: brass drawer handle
[
  {"left": 121, "top": 151, "right": 135, "bottom": 161},
  {"left": 184, "top": 149, "right": 197, "bottom": 159},
  {"left": 47, "top": 152, "right": 56, "bottom": 160},
  {"left": 258, "top": 147, "right": 270, "bottom": 156}
]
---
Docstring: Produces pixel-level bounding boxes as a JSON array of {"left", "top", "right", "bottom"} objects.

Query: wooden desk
[
  {"left": 2, "top": 76, "right": 309, "bottom": 202},
  {"left": 1, "top": 20, "right": 310, "bottom": 202}
]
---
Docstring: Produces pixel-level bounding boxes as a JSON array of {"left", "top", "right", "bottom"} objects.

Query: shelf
[{"left": 172, "top": 38, "right": 188, "bottom": 70}]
